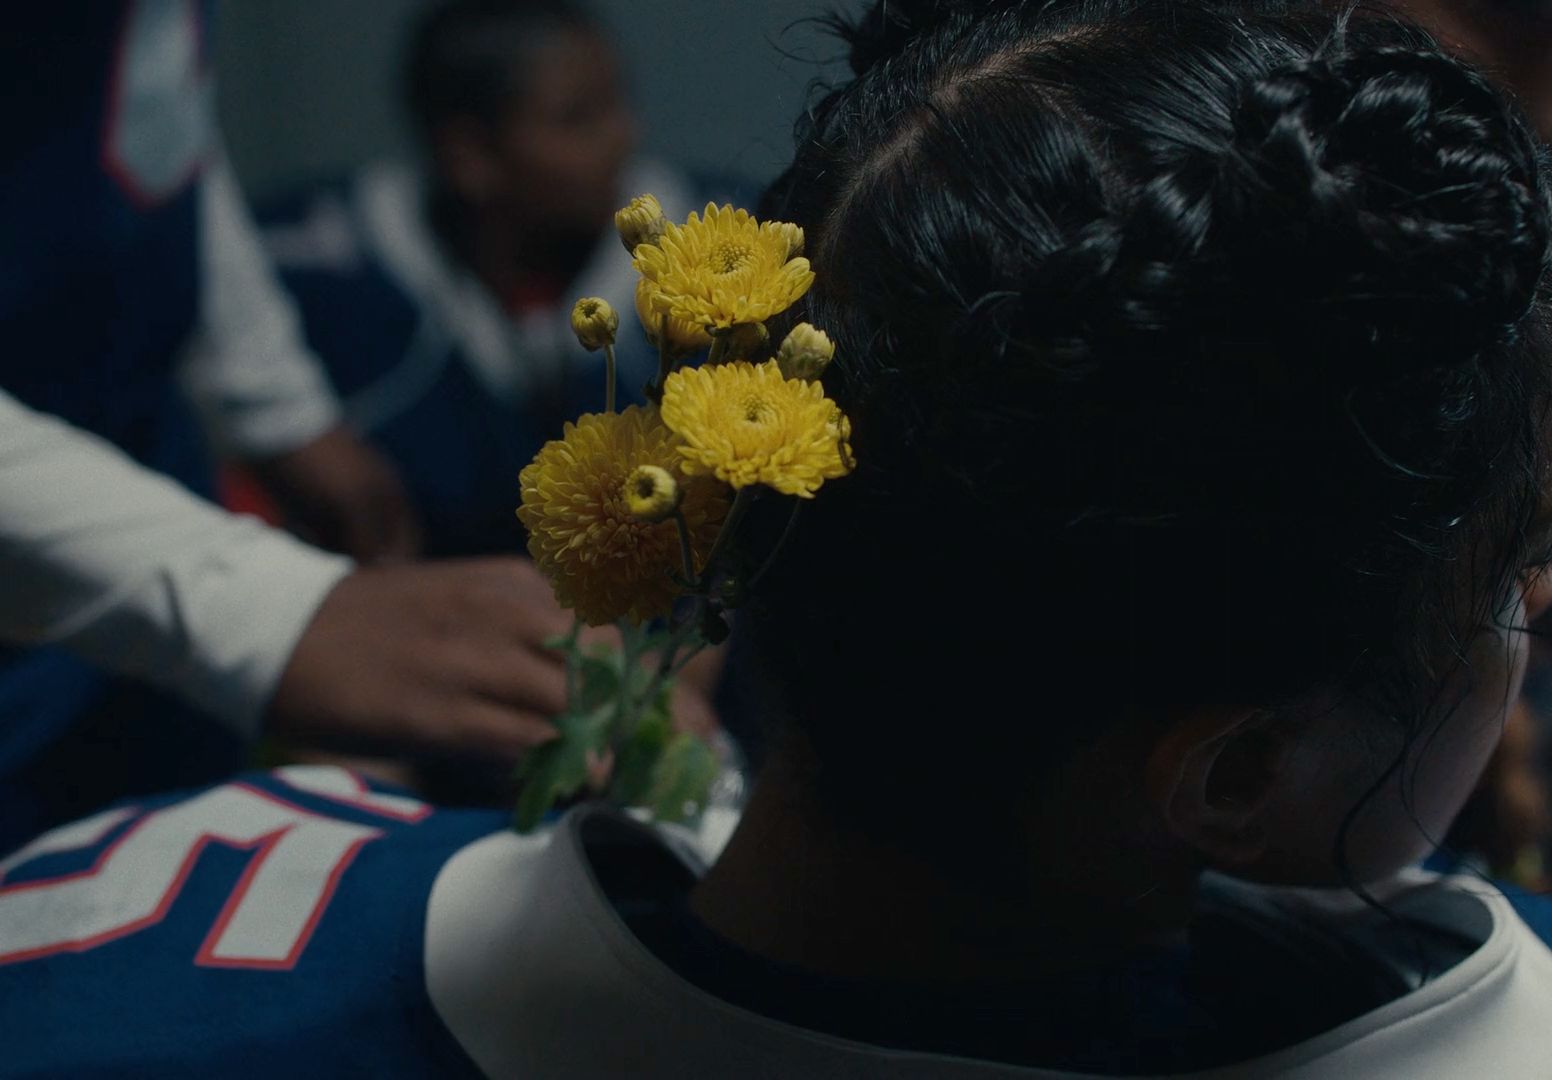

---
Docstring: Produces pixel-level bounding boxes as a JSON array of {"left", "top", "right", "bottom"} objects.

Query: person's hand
[
  {"left": 268, "top": 558, "right": 569, "bottom": 762},
  {"left": 668, "top": 677, "right": 720, "bottom": 740},
  {"left": 252, "top": 425, "right": 422, "bottom": 563},
  {"left": 669, "top": 643, "right": 725, "bottom": 739}
]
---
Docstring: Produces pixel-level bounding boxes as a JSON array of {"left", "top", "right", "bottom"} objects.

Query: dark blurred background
[{"left": 216, "top": 0, "right": 857, "bottom": 200}]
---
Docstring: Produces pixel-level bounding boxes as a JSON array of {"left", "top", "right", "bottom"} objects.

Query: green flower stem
[
  {"left": 599, "top": 613, "right": 701, "bottom": 777},
  {"left": 604, "top": 343, "right": 618, "bottom": 414},
  {"left": 706, "top": 330, "right": 731, "bottom": 367},
  {"left": 610, "top": 619, "right": 652, "bottom": 741},
  {"left": 671, "top": 509, "right": 697, "bottom": 585},
  {"left": 659, "top": 606, "right": 703, "bottom": 677},
  {"left": 648, "top": 316, "right": 674, "bottom": 403},
  {"left": 561, "top": 616, "right": 582, "bottom": 704},
  {"left": 624, "top": 611, "right": 704, "bottom": 758},
  {"left": 698, "top": 487, "right": 754, "bottom": 592},
  {"left": 748, "top": 499, "right": 802, "bottom": 590},
  {"left": 670, "top": 636, "right": 710, "bottom": 676}
]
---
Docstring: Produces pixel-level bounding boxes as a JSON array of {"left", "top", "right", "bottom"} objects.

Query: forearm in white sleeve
[
  {"left": 177, "top": 147, "right": 343, "bottom": 459},
  {"left": 0, "top": 389, "right": 353, "bottom": 737}
]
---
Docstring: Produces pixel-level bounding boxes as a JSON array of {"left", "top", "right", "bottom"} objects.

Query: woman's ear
[{"left": 1145, "top": 706, "right": 1287, "bottom": 869}]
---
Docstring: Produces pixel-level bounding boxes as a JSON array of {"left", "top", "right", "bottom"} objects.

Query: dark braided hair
[{"left": 746, "top": 0, "right": 1552, "bottom": 859}]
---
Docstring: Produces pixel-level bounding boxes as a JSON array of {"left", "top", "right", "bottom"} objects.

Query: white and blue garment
[
  {"left": 0, "top": 1, "right": 349, "bottom": 851},
  {"left": 3, "top": 766, "right": 1552, "bottom": 1078},
  {"left": 258, "top": 159, "right": 723, "bottom": 556}
]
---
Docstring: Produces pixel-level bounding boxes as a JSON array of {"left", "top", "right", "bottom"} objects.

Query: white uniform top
[
  {"left": 426, "top": 814, "right": 1552, "bottom": 1079},
  {"left": 0, "top": 150, "right": 353, "bottom": 737},
  {"left": 0, "top": 390, "right": 351, "bottom": 736},
  {"left": 177, "top": 147, "right": 345, "bottom": 459},
  {"left": 260, "top": 156, "right": 701, "bottom": 431}
]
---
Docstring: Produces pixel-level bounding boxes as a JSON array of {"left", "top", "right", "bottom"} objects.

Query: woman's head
[
  {"left": 749, "top": 0, "right": 1552, "bottom": 887},
  {"left": 405, "top": 0, "right": 636, "bottom": 237}
]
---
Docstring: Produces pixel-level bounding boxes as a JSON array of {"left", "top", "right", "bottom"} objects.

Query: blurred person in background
[
  {"left": 254, "top": 0, "right": 746, "bottom": 789},
  {"left": 255, "top": 0, "right": 730, "bottom": 558},
  {"left": 0, "top": 0, "right": 597, "bottom": 851}
]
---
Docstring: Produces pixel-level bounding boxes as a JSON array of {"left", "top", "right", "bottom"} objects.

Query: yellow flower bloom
[
  {"left": 615, "top": 193, "right": 668, "bottom": 254},
  {"left": 570, "top": 297, "right": 618, "bottom": 352},
  {"left": 636, "top": 278, "right": 712, "bottom": 358},
  {"left": 623, "top": 465, "right": 680, "bottom": 523},
  {"left": 633, "top": 203, "right": 815, "bottom": 331},
  {"left": 517, "top": 407, "right": 728, "bottom": 625},
  {"left": 776, "top": 322, "right": 835, "bottom": 381},
  {"left": 660, "top": 360, "right": 854, "bottom": 498}
]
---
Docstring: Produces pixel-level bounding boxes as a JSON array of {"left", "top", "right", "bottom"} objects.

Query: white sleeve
[
  {"left": 0, "top": 389, "right": 353, "bottom": 737},
  {"left": 177, "top": 148, "right": 342, "bottom": 459}
]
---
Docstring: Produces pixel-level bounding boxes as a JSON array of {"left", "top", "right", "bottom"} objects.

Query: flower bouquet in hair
[{"left": 512, "top": 195, "right": 854, "bottom": 831}]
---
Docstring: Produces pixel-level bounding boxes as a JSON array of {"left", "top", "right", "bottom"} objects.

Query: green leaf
[
  {"left": 512, "top": 706, "right": 613, "bottom": 832},
  {"left": 610, "top": 685, "right": 673, "bottom": 806},
  {"left": 581, "top": 639, "right": 621, "bottom": 663},
  {"left": 621, "top": 659, "right": 662, "bottom": 703},
  {"left": 575, "top": 653, "right": 624, "bottom": 714},
  {"left": 644, "top": 732, "right": 719, "bottom": 824}
]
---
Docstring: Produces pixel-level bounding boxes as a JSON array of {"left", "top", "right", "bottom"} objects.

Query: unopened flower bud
[
  {"left": 770, "top": 221, "right": 805, "bottom": 261},
  {"left": 777, "top": 322, "right": 836, "bottom": 381},
  {"left": 616, "top": 193, "right": 668, "bottom": 254},
  {"left": 570, "top": 297, "right": 618, "bottom": 352},
  {"left": 623, "top": 465, "right": 681, "bottom": 522}
]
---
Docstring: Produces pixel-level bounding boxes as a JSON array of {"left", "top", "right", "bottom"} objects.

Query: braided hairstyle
[{"left": 747, "top": 0, "right": 1552, "bottom": 855}]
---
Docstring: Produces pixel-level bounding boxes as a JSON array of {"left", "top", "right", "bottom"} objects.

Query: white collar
[{"left": 426, "top": 810, "right": 1552, "bottom": 1078}]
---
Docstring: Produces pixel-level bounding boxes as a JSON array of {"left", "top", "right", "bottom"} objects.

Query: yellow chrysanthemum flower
[
  {"left": 660, "top": 360, "right": 854, "bottom": 498},
  {"left": 776, "top": 322, "right": 835, "bottom": 381},
  {"left": 570, "top": 297, "right": 618, "bottom": 352},
  {"left": 624, "top": 465, "right": 680, "bottom": 523},
  {"left": 615, "top": 193, "right": 668, "bottom": 254},
  {"left": 636, "top": 278, "right": 712, "bottom": 358},
  {"left": 518, "top": 406, "right": 728, "bottom": 625},
  {"left": 633, "top": 203, "right": 815, "bottom": 331}
]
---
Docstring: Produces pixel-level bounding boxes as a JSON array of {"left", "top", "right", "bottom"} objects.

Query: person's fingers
[
  {"left": 669, "top": 682, "right": 720, "bottom": 739},
  {"left": 446, "top": 697, "right": 559, "bottom": 761},
  {"left": 456, "top": 559, "right": 574, "bottom": 643},
  {"left": 454, "top": 643, "right": 570, "bottom": 718}
]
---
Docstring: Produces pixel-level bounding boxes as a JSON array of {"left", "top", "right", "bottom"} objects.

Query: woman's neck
[{"left": 690, "top": 745, "right": 1197, "bottom": 984}]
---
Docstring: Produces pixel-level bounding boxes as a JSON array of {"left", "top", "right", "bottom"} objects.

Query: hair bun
[{"left": 1214, "top": 43, "right": 1551, "bottom": 367}]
